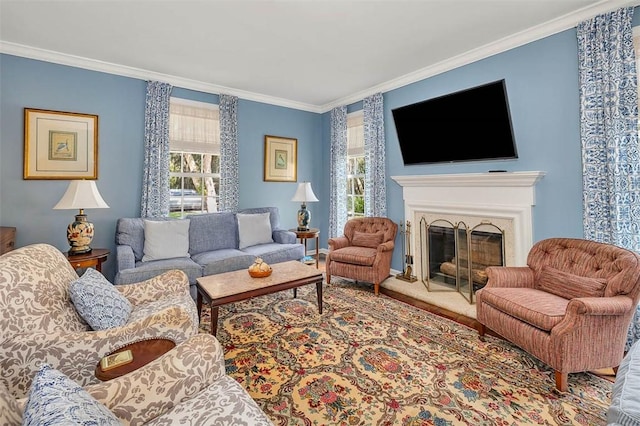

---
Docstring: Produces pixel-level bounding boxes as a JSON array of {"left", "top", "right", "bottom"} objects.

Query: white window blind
[
  {"left": 170, "top": 98, "right": 220, "bottom": 155},
  {"left": 347, "top": 111, "right": 364, "bottom": 156}
]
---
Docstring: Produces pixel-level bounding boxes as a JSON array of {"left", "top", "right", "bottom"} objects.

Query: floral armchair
[
  {"left": 0, "top": 334, "right": 273, "bottom": 425},
  {"left": 476, "top": 238, "right": 640, "bottom": 392},
  {"left": 0, "top": 243, "right": 199, "bottom": 399},
  {"left": 327, "top": 217, "right": 398, "bottom": 295}
]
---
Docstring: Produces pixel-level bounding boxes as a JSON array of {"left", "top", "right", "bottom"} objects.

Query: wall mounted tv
[{"left": 392, "top": 79, "right": 518, "bottom": 165}]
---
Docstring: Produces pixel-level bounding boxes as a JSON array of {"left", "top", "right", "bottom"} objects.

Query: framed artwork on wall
[
  {"left": 264, "top": 135, "right": 297, "bottom": 182},
  {"left": 23, "top": 108, "right": 98, "bottom": 180}
]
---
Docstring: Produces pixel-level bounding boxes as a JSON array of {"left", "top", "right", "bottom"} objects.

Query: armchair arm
[
  {"left": 566, "top": 295, "right": 633, "bottom": 316},
  {"left": 86, "top": 334, "right": 225, "bottom": 426},
  {"left": 273, "top": 229, "right": 296, "bottom": 244},
  {"left": 485, "top": 266, "right": 535, "bottom": 289},
  {"left": 377, "top": 241, "right": 395, "bottom": 252},
  {"left": 0, "top": 299, "right": 197, "bottom": 399},
  {"left": 116, "top": 270, "right": 190, "bottom": 305},
  {"left": 328, "top": 236, "right": 350, "bottom": 251},
  {"left": 115, "top": 245, "right": 135, "bottom": 272}
]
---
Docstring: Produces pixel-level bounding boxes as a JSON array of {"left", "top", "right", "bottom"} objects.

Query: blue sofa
[
  {"left": 608, "top": 338, "right": 640, "bottom": 425},
  {"left": 114, "top": 207, "right": 305, "bottom": 299}
]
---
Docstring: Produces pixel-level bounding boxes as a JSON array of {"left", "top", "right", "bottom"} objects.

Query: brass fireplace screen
[{"left": 418, "top": 218, "right": 505, "bottom": 304}]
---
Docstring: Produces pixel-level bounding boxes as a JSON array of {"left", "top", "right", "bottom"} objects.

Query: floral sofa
[
  {"left": 0, "top": 334, "right": 273, "bottom": 425},
  {"left": 114, "top": 207, "right": 305, "bottom": 299},
  {"left": 0, "top": 243, "right": 199, "bottom": 399}
]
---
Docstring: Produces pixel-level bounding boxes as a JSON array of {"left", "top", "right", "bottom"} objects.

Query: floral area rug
[{"left": 199, "top": 279, "right": 612, "bottom": 425}]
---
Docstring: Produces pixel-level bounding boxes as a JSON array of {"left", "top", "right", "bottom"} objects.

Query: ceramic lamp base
[
  {"left": 297, "top": 204, "right": 311, "bottom": 231},
  {"left": 67, "top": 213, "right": 94, "bottom": 254}
]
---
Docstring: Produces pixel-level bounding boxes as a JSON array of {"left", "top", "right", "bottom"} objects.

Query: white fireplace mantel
[{"left": 391, "top": 171, "right": 545, "bottom": 267}]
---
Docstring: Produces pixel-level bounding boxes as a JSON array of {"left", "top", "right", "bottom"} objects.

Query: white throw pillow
[
  {"left": 142, "top": 219, "right": 191, "bottom": 261},
  {"left": 237, "top": 212, "right": 273, "bottom": 249}
]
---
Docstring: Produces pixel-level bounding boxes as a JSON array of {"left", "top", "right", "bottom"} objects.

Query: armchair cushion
[
  {"left": 70, "top": 268, "right": 132, "bottom": 330},
  {"left": 22, "top": 364, "right": 120, "bottom": 426},
  {"left": 329, "top": 246, "right": 377, "bottom": 266},
  {"left": 142, "top": 219, "right": 191, "bottom": 262},
  {"left": 537, "top": 265, "right": 607, "bottom": 300},
  {"left": 352, "top": 230, "right": 384, "bottom": 248}
]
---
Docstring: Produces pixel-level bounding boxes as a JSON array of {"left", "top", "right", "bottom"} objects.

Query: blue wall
[
  {"left": 0, "top": 22, "right": 615, "bottom": 277},
  {"left": 0, "top": 55, "right": 321, "bottom": 280}
]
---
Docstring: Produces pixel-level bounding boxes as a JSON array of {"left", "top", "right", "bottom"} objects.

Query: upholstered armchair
[
  {"left": 0, "top": 243, "right": 199, "bottom": 399},
  {"left": 476, "top": 238, "right": 640, "bottom": 392},
  {"left": 327, "top": 217, "right": 398, "bottom": 295},
  {"left": 0, "top": 334, "right": 273, "bottom": 425}
]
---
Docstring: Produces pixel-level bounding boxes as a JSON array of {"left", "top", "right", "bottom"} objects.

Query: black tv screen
[{"left": 392, "top": 80, "right": 518, "bottom": 165}]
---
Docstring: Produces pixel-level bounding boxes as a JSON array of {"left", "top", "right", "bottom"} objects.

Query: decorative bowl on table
[{"left": 248, "top": 257, "right": 272, "bottom": 278}]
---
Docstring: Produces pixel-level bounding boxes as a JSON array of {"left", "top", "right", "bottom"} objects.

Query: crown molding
[
  {"left": 0, "top": 41, "right": 323, "bottom": 113},
  {"left": 319, "top": 0, "right": 640, "bottom": 112},
  {"left": 1, "top": 0, "right": 637, "bottom": 114}
]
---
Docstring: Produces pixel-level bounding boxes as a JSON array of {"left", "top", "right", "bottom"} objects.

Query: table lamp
[
  {"left": 291, "top": 182, "right": 318, "bottom": 231},
  {"left": 53, "top": 180, "right": 109, "bottom": 254}
]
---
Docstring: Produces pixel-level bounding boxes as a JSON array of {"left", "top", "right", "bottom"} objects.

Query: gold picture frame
[
  {"left": 24, "top": 108, "right": 98, "bottom": 179},
  {"left": 264, "top": 135, "right": 297, "bottom": 182}
]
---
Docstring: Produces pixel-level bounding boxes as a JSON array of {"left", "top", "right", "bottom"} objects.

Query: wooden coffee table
[
  {"left": 95, "top": 338, "right": 176, "bottom": 381},
  {"left": 196, "top": 260, "right": 324, "bottom": 336}
]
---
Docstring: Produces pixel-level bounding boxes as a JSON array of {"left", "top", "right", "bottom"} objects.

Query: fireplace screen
[{"left": 419, "top": 218, "right": 504, "bottom": 303}]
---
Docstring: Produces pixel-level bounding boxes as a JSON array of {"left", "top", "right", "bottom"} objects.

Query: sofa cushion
[
  {"left": 478, "top": 287, "right": 568, "bottom": 331},
  {"left": 188, "top": 212, "right": 238, "bottom": 254},
  {"left": 237, "top": 212, "right": 273, "bottom": 249},
  {"left": 608, "top": 339, "right": 640, "bottom": 425},
  {"left": 70, "top": 268, "right": 133, "bottom": 330},
  {"left": 22, "top": 364, "right": 120, "bottom": 426},
  {"left": 193, "top": 249, "right": 256, "bottom": 277},
  {"left": 536, "top": 265, "right": 607, "bottom": 300},
  {"left": 352, "top": 231, "right": 384, "bottom": 248},
  {"left": 143, "top": 219, "right": 191, "bottom": 262}
]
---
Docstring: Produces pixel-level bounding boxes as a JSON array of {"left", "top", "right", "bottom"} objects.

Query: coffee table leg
[
  {"left": 196, "top": 291, "right": 203, "bottom": 319},
  {"left": 293, "top": 288, "right": 297, "bottom": 298},
  {"left": 316, "top": 281, "right": 323, "bottom": 314},
  {"left": 211, "top": 305, "right": 219, "bottom": 336}
]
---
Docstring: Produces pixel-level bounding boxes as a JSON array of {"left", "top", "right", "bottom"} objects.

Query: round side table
[
  {"left": 290, "top": 228, "right": 319, "bottom": 269},
  {"left": 65, "top": 248, "right": 110, "bottom": 272}
]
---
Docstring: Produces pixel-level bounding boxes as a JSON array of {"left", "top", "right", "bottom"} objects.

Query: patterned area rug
[{"left": 199, "top": 279, "right": 612, "bottom": 425}]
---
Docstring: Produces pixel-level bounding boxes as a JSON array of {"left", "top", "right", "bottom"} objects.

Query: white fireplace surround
[{"left": 391, "top": 171, "right": 546, "bottom": 275}]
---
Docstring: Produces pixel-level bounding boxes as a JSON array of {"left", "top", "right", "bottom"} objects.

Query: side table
[
  {"left": 95, "top": 338, "right": 176, "bottom": 381},
  {"left": 65, "top": 248, "right": 110, "bottom": 272},
  {"left": 290, "top": 228, "right": 319, "bottom": 269}
]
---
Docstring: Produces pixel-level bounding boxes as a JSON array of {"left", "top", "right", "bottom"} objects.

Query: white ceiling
[{"left": 1, "top": 0, "right": 638, "bottom": 112}]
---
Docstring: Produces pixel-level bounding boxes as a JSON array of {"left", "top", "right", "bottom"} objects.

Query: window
[
  {"left": 347, "top": 111, "right": 365, "bottom": 219},
  {"left": 169, "top": 98, "right": 220, "bottom": 217}
]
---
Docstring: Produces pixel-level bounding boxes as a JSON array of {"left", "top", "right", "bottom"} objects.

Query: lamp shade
[
  {"left": 291, "top": 182, "right": 319, "bottom": 203},
  {"left": 53, "top": 180, "right": 109, "bottom": 210}
]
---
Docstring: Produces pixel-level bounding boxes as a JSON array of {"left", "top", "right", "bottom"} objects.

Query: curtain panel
[
  {"left": 141, "top": 81, "right": 173, "bottom": 218},
  {"left": 329, "top": 106, "right": 348, "bottom": 238},
  {"left": 219, "top": 94, "right": 239, "bottom": 213},
  {"left": 363, "top": 92, "right": 387, "bottom": 217},
  {"left": 577, "top": 7, "right": 640, "bottom": 350}
]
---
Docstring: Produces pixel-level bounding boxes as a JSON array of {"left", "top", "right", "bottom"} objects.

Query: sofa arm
[
  {"left": 116, "top": 270, "right": 190, "bottom": 305},
  {"left": 328, "top": 236, "right": 350, "bottom": 250},
  {"left": 0, "top": 299, "right": 198, "bottom": 399},
  {"left": 273, "top": 229, "right": 296, "bottom": 244},
  {"left": 86, "top": 334, "right": 226, "bottom": 426},
  {"left": 485, "top": 266, "right": 535, "bottom": 289},
  {"left": 115, "top": 245, "right": 136, "bottom": 273}
]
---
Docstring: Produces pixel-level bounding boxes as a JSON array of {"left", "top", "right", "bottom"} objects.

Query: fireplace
[{"left": 391, "top": 171, "right": 545, "bottom": 303}]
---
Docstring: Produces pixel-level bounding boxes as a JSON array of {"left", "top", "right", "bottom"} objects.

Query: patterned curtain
[
  {"left": 329, "top": 106, "right": 348, "bottom": 238},
  {"left": 363, "top": 92, "right": 387, "bottom": 217},
  {"left": 577, "top": 7, "right": 640, "bottom": 350},
  {"left": 219, "top": 94, "right": 239, "bottom": 212},
  {"left": 141, "top": 81, "right": 172, "bottom": 218}
]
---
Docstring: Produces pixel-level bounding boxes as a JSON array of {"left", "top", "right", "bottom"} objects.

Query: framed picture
[
  {"left": 264, "top": 135, "right": 297, "bottom": 182},
  {"left": 24, "top": 108, "right": 98, "bottom": 179}
]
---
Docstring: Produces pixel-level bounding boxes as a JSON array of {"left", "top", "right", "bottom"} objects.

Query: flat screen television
[{"left": 392, "top": 79, "right": 518, "bottom": 165}]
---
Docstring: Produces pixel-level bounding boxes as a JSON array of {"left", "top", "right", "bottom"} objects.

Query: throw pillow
[
  {"left": 70, "top": 268, "right": 132, "bottom": 330},
  {"left": 22, "top": 364, "right": 121, "bottom": 426},
  {"left": 537, "top": 265, "right": 608, "bottom": 300},
  {"left": 352, "top": 231, "right": 385, "bottom": 248},
  {"left": 237, "top": 212, "right": 273, "bottom": 249},
  {"left": 142, "top": 219, "right": 191, "bottom": 262}
]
